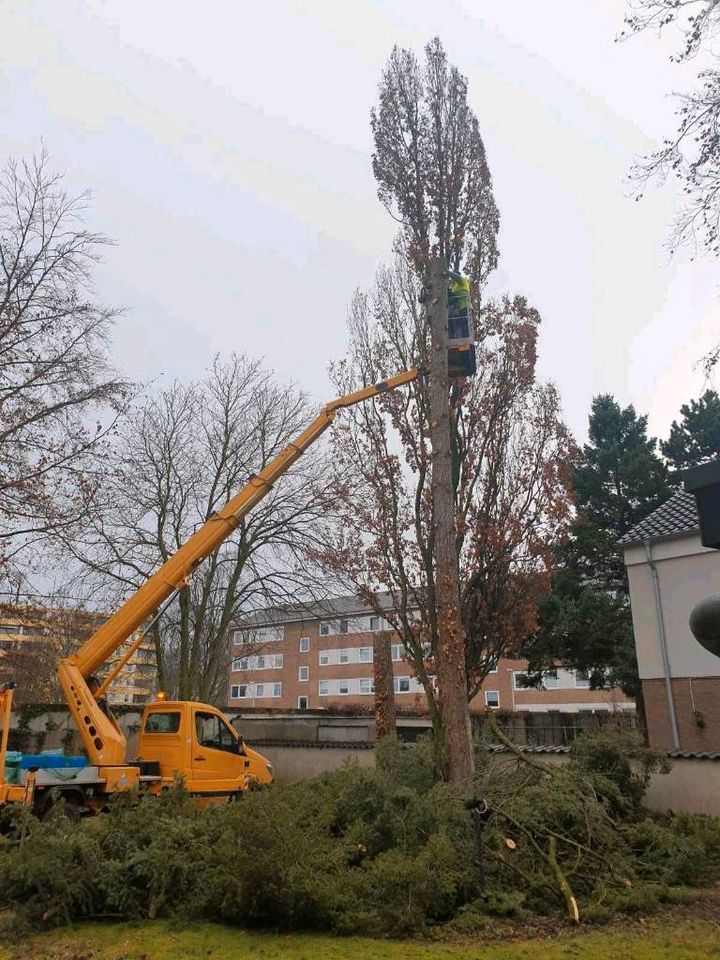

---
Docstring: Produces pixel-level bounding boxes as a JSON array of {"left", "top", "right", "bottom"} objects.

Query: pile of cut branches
[{"left": 0, "top": 730, "right": 718, "bottom": 936}]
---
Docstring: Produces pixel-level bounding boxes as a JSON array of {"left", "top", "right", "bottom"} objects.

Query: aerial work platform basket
[{"left": 447, "top": 272, "right": 476, "bottom": 377}]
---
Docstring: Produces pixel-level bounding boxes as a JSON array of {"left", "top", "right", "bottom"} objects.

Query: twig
[{"left": 548, "top": 835, "right": 580, "bottom": 923}]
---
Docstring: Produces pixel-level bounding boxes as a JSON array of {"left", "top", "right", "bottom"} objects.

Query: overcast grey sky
[{"left": 1, "top": 0, "right": 717, "bottom": 440}]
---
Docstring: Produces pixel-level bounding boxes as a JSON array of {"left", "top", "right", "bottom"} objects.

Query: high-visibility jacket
[
  {"left": 448, "top": 273, "right": 470, "bottom": 340},
  {"left": 448, "top": 273, "right": 470, "bottom": 316}
]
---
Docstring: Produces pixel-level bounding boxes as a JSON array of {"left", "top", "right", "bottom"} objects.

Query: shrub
[{"left": 0, "top": 730, "right": 719, "bottom": 936}]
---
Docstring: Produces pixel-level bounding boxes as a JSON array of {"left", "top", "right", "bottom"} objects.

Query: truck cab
[{"left": 136, "top": 699, "right": 273, "bottom": 799}]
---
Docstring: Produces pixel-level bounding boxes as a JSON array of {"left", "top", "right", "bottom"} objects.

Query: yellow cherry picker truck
[{"left": 0, "top": 276, "right": 475, "bottom": 819}]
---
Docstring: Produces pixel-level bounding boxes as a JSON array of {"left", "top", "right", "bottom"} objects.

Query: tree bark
[
  {"left": 428, "top": 255, "right": 474, "bottom": 789},
  {"left": 373, "top": 630, "right": 396, "bottom": 739}
]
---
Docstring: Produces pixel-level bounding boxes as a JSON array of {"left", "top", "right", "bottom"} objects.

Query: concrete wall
[
  {"left": 7, "top": 708, "right": 143, "bottom": 756},
  {"left": 260, "top": 743, "right": 375, "bottom": 779},
  {"left": 9, "top": 708, "right": 720, "bottom": 817},
  {"left": 257, "top": 740, "right": 720, "bottom": 815},
  {"left": 643, "top": 757, "right": 720, "bottom": 816}
]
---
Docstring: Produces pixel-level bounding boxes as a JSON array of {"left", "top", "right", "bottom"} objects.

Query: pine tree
[
  {"left": 524, "top": 395, "right": 671, "bottom": 700},
  {"left": 661, "top": 390, "right": 720, "bottom": 472}
]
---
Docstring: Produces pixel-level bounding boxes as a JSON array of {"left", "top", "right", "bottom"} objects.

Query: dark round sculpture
[{"left": 689, "top": 594, "right": 720, "bottom": 658}]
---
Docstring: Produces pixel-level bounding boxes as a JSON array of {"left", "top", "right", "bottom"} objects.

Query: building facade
[
  {"left": 227, "top": 596, "right": 633, "bottom": 715},
  {"left": 622, "top": 491, "right": 720, "bottom": 752},
  {"left": 0, "top": 604, "right": 157, "bottom": 705}
]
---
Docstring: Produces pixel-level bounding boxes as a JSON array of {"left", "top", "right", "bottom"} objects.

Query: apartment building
[
  {"left": 227, "top": 595, "right": 633, "bottom": 714},
  {"left": 0, "top": 604, "right": 157, "bottom": 705}
]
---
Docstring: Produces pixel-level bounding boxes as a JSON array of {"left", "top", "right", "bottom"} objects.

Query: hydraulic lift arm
[{"left": 57, "top": 367, "right": 425, "bottom": 767}]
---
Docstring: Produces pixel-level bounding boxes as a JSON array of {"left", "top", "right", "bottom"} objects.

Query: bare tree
[
  {"left": 621, "top": 3, "right": 720, "bottom": 369},
  {"left": 363, "top": 38, "right": 504, "bottom": 784},
  {"left": 318, "top": 258, "right": 575, "bottom": 775},
  {"left": 0, "top": 150, "right": 130, "bottom": 578},
  {"left": 371, "top": 37, "right": 499, "bottom": 280},
  {"left": 65, "top": 354, "right": 330, "bottom": 702}
]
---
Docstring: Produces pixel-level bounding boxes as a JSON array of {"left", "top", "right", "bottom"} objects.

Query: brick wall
[{"left": 643, "top": 676, "right": 720, "bottom": 752}]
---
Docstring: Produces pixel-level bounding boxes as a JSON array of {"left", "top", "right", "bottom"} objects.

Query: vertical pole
[
  {"left": 644, "top": 541, "right": 680, "bottom": 750},
  {"left": 428, "top": 256, "right": 474, "bottom": 788}
]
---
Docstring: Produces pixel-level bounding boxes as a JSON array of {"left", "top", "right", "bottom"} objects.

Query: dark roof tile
[{"left": 618, "top": 491, "right": 698, "bottom": 546}]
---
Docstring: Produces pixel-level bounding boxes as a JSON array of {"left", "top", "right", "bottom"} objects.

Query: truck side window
[
  {"left": 144, "top": 711, "right": 181, "bottom": 733},
  {"left": 195, "top": 712, "right": 237, "bottom": 753}
]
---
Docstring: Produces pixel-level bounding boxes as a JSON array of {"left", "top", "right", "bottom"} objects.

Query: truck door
[{"left": 192, "top": 709, "right": 248, "bottom": 787}]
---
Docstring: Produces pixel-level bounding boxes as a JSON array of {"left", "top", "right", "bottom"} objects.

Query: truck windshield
[
  {"left": 144, "top": 712, "right": 181, "bottom": 733},
  {"left": 195, "top": 712, "right": 237, "bottom": 753}
]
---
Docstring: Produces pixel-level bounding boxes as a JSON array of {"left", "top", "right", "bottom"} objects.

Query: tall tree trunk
[
  {"left": 428, "top": 255, "right": 474, "bottom": 789},
  {"left": 373, "top": 630, "right": 396, "bottom": 740}
]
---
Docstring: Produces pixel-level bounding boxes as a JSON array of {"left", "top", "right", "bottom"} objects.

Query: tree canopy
[
  {"left": 0, "top": 151, "right": 129, "bottom": 583},
  {"left": 64, "top": 355, "right": 330, "bottom": 701},
  {"left": 661, "top": 389, "right": 720, "bottom": 471},
  {"left": 524, "top": 395, "right": 671, "bottom": 700}
]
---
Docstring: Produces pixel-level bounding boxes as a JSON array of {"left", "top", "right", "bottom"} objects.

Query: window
[
  {"left": 0, "top": 624, "right": 22, "bottom": 635},
  {"left": 195, "top": 711, "right": 237, "bottom": 752},
  {"left": 319, "top": 650, "right": 330, "bottom": 665},
  {"left": 394, "top": 677, "right": 410, "bottom": 693},
  {"left": 391, "top": 644, "right": 403, "bottom": 662},
  {"left": 319, "top": 618, "right": 350, "bottom": 636},
  {"left": 359, "top": 646, "right": 372, "bottom": 663},
  {"left": 574, "top": 670, "right": 591, "bottom": 689},
  {"left": 338, "top": 680, "right": 350, "bottom": 695},
  {"left": 543, "top": 671, "right": 560, "bottom": 690},
  {"left": 484, "top": 690, "right": 500, "bottom": 709},
  {"left": 487, "top": 659, "right": 499, "bottom": 674},
  {"left": 272, "top": 682, "right": 282, "bottom": 698},
  {"left": 233, "top": 625, "right": 283, "bottom": 644},
  {"left": 232, "top": 654, "right": 282, "bottom": 672},
  {"left": 299, "top": 637, "right": 310, "bottom": 653},
  {"left": 144, "top": 711, "right": 181, "bottom": 734},
  {"left": 255, "top": 683, "right": 265, "bottom": 698},
  {"left": 369, "top": 616, "right": 379, "bottom": 631},
  {"left": 359, "top": 678, "right": 374, "bottom": 695},
  {"left": 230, "top": 685, "right": 242, "bottom": 699},
  {"left": 297, "top": 695, "right": 308, "bottom": 710},
  {"left": 319, "top": 680, "right": 329, "bottom": 696},
  {"left": 513, "top": 672, "right": 531, "bottom": 691},
  {"left": 298, "top": 666, "right": 309, "bottom": 682},
  {"left": 339, "top": 648, "right": 349, "bottom": 664}
]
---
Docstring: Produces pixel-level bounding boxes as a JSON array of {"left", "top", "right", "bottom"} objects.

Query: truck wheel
[{"left": 40, "top": 797, "right": 81, "bottom": 823}]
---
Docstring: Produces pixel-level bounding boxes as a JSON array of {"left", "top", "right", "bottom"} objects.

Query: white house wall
[{"left": 625, "top": 533, "right": 720, "bottom": 680}]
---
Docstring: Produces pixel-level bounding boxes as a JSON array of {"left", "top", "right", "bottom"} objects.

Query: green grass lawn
[{"left": 2, "top": 918, "right": 720, "bottom": 960}]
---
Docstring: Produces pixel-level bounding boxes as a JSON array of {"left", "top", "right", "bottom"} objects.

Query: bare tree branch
[{"left": 0, "top": 149, "right": 131, "bottom": 578}]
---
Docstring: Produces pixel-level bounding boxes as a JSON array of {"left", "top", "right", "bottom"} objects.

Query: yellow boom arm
[{"left": 58, "top": 367, "right": 423, "bottom": 766}]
